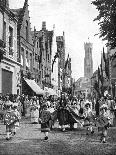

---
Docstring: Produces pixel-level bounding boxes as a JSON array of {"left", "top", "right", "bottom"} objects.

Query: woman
[
  {"left": 40, "top": 103, "right": 52, "bottom": 140},
  {"left": 30, "top": 97, "right": 39, "bottom": 124},
  {"left": 57, "top": 93, "right": 69, "bottom": 131}
]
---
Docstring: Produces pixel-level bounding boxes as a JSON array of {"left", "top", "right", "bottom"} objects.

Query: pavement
[{"left": 0, "top": 118, "right": 116, "bottom": 155}]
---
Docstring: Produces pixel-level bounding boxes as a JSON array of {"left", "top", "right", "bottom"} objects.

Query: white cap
[
  {"left": 12, "top": 102, "right": 18, "bottom": 107},
  {"left": 100, "top": 104, "right": 108, "bottom": 110},
  {"left": 5, "top": 101, "right": 13, "bottom": 106}
]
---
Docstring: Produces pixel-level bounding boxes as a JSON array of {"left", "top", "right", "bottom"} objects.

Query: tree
[{"left": 92, "top": 0, "right": 116, "bottom": 49}]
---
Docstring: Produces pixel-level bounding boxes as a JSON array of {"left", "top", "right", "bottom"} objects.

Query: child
[
  {"left": 4, "top": 101, "right": 17, "bottom": 140},
  {"left": 39, "top": 103, "right": 52, "bottom": 140},
  {"left": 12, "top": 102, "right": 21, "bottom": 135},
  {"left": 97, "top": 104, "right": 111, "bottom": 143},
  {"left": 84, "top": 101, "right": 94, "bottom": 135}
]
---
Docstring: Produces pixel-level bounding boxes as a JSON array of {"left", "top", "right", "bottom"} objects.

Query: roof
[{"left": 11, "top": 0, "right": 28, "bottom": 30}]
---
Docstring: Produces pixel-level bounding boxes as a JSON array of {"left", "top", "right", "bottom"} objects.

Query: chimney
[{"left": 42, "top": 21, "right": 46, "bottom": 30}]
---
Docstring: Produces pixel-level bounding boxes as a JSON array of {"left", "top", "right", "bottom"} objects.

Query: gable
[{"left": 20, "top": 2, "right": 33, "bottom": 46}]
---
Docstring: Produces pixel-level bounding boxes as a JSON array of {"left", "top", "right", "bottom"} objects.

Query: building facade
[
  {"left": 74, "top": 77, "right": 91, "bottom": 99},
  {"left": 12, "top": 0, "right": 34, "bottom": 95},
  {"left": 51, "top": 25, "right": 59, "bottom": 96},
  {"left": 0, "top": 0, "right": 21, "bottom": 95},
  {"left": 84, "top": 42, "right": 93, "bottom": 78},
  {"left": 56, "top": 32, "right": 65, "bottom": 93},
  {"left": 32, "top": 22, "right": 53, "bottom": 89},
  {"left": 64, "top": 54, "right": 72, "bottom": 93}
]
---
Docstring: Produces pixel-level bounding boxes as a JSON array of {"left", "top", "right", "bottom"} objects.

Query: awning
[
  {"left": 44, "top": 87, "right": 57, "bottom": 96},
  {"left": 24, "top": 78, "right": 45, "bottom": 95}
]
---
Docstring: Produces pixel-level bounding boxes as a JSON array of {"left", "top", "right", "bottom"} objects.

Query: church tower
[{"left": 84, "top": 41, "right": 93, "bottom": 78}]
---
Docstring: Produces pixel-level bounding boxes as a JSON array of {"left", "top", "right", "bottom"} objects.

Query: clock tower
[{"left": 84, "top": 41, "right": 93, "bottom": 78}]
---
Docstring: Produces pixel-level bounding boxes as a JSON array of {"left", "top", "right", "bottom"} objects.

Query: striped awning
[{"left": 24, "top": 78, "right": 45, "bottom": 95}]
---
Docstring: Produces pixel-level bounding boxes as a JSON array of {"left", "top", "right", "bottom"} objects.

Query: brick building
[
  {"left": 0, "top": 0, "right": 21, "bottom": 95},
  {"left": 32, "top": 22, "right": 53, "bottom": 89},
  {"left": 11, "top": 0, "right": 35, "bottom": 95}
]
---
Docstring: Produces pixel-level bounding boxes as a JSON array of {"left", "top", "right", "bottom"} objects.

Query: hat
[
  {"left": 84, "top": 100, "right": 91, "bottom": 106},
  {"left": 12, "top": 102, "right": 18, "bottom": 107},
  {"left": 100, "top": 104, "right": 108, "bottom": 110},
  {"left": 5, "top": 101, "right": 13, "bottom": 106},
  {"left": 42, "top": 103, "right": 47, "bottom": 108}
]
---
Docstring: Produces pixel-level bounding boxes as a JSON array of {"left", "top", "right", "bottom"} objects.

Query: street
[{"left": 0, "top": 118, "right": 116, "bottom": 155}]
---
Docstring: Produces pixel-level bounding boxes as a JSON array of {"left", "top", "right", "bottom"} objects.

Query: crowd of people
[{"left": 0, "top": 92, "right": 116, "bottom": 143}]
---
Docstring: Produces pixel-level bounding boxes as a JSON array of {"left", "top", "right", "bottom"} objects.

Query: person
[
  {"left": 4, "top": 99, "right": 18, "bottom": 140},
  {"left": 97, "top": 104, "right": 111, "bottom": 143},
  {"left": 30, "top": 99, "right": 39, "bottom": 124},
  {"left": 39, "top": 103, "right": 52, "bottom": 140},
  {"left": 83, "top": 101, "right": 94, "bottom": 135},
  {"left": 12, "top": 102, "right": 21, "bottom": 135},
  {"left": 57, "top": 93, "right": 68, "bottom": 131}
]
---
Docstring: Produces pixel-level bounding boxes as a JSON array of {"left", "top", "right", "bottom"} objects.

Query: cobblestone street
[{"left": 0, "top": 118, "right": 116, "bottom": 155}]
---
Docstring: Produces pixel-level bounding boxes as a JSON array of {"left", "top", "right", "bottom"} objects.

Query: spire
[
  {"left": 23, "top": 0, "right": 28, "bottom": 11},
  {"left": 24, "top": 0, "right": 28, "bottom": 6}
]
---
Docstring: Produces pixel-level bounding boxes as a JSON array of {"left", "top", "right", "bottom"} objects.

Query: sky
[{"left": 9, "top": 0, "right": 106, "bottom": 80}]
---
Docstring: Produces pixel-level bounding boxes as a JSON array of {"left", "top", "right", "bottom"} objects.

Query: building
[
  {"left": 51, "top": 25, "right": 59, "bottom": 96},
  {"left": 56, "top": 32, "right": 65, "bottom": 93},
  {"left": 107, "top": 47, "right": 116, "bottom": 97},
  {"left": 91, "top": 69, "right": 99, "bottom": 98},
  {"left": 0, "top": 0, "right": 21, "bottom": 95},
  {"left": 11, "top": 0, "right": 35, "bottom": 95},
  {"left": 84, "top": 41, "right": 93, "bottom": 78},
  {"left": 64, "top": 54, "right": 72, "bottom": 93},
  {"left": 74, "top": 77, "right": 91, "bottom": 99},
  {"left": 32, "top": 22, "right": 53, "bottom": 89}
]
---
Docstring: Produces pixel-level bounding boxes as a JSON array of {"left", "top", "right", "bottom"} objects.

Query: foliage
[{"left": 92, "top": 0, "right": 116, "bottom": 49}]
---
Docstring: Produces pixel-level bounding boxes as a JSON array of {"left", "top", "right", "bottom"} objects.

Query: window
[
  {"left": 26, "top": 20, "right": 28, "bottom": 41},
  {"left": 21, "top": 47, "right": 24, "bottom": 66},
  {"left": 9, "top": 26, "right": 13, "bottom": 56},
  {"left": 3, "top": 21, "right": 6, "bottom": 43},
  {"left": 30, "top": 53, "right": 32, "bottom": 70},
  {"left": 0, "top": 12, "right": 3, "bottom": 40},
  {"left": 9, "top": 26, "right": 13, "bottom": 47},
  {"left": 48, "top": 54, "right": 49, "bottom": 61},
  {"left": 37, "top": 42, "right": 39, "bottom": 48},
  {"left": 26, "top": 51, "right": 29, "bottom": 67}
]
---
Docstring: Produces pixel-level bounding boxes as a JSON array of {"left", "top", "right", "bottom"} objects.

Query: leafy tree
[{"left": 92, "top": 0, "right": 116, "bottom": 49}]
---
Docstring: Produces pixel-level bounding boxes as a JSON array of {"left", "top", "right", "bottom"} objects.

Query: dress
[
  {"left": 30, "top": 106, "right": 39, "bottom": 123},
  {"left": 4, "top": 110, "right": 18, "bottom": 132},
  {"left": 40, "top": 109, "right": 51, "bottom": 132},
  {"left": 57, "top": 99, "right": 69, "bottom": 126}
]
